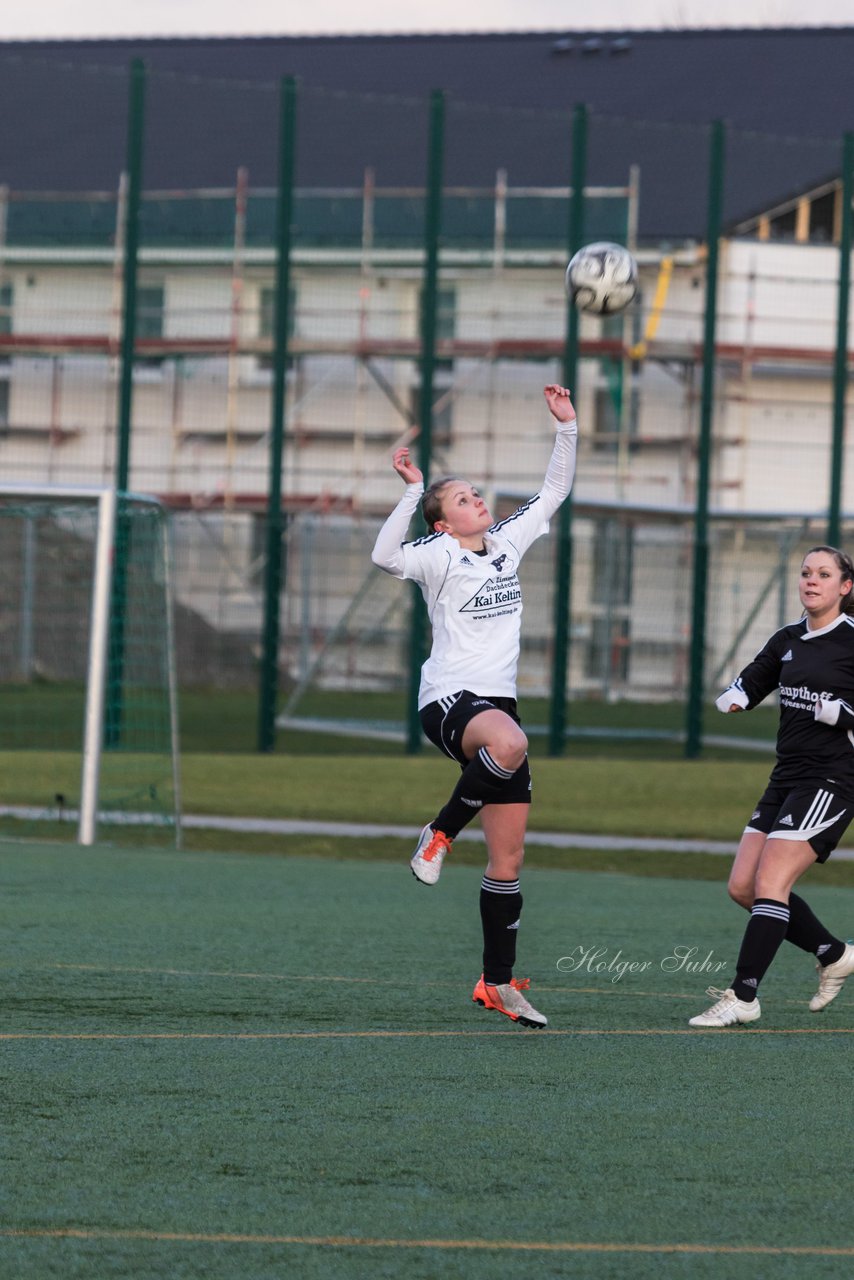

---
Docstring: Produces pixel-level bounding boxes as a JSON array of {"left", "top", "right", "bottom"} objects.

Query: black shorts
[
  {"left": 420, "top": 690, "right": 532, "bottom": 806},
  {"left": 746, "top": 781, "right": 854, "bottom": 863}
]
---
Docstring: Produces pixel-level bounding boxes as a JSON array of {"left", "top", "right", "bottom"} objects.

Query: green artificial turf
[{"left": 2, "top": 841, "right": 853, "bottom": 1279}]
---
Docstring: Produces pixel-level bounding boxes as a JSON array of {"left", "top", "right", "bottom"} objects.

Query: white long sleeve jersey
[{"left": 371, "top": 420, "right": 577, "bottom": 708}]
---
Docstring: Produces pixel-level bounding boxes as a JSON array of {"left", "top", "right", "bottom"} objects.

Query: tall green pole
[
  {"left": 828, "top": 130, "right": 854, "bottom": 547},
  {"left": 685, "top": 120, "right": 725, "bottom": 759},
  {"left": 548, "top": 102, "right": 587, "bottom": 756},
  {"left": 106, "top": 58, "right": 146, "bottom": 748},
  {"left": 115, "top": 58, "right": 145, "bottom": 493},
  {"left": 257, "top": 76, "right": 297, "bottom": 753},
  {"left": 405, "top": 89, "right": 445, "bottom": 754}
]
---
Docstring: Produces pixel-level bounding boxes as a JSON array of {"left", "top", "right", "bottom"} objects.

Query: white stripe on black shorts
[
  {"left": 745, "top": 780, "right": 854, "bottom": 862},
  {"left": 420, "top": 690, "right": 532, "bottom": 805}
]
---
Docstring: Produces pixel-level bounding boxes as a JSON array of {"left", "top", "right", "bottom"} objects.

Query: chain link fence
[{"left": 0, "top": 53, "right": 851, "bottom": 753}]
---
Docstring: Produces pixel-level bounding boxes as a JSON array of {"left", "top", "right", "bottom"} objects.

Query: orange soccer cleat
[
  {"left": 410, "top": 824, "right": 453, "bottom": 885},
  {"left": 472, "top": 974, "right": 547, "bottom": 1028}
]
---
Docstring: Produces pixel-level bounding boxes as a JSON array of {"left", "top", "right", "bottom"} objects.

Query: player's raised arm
[
  {"left": 536, "top": 385, "right": 578, "bottom": 521},
  {"left": 371, "top": 446, "right": 426, "bottom": 576},
  {"left": 392, "top": 445, "right": 423, "bottom": 487},
  {"left": 543, "top": 384, "right": 576, "bottom": 424}
]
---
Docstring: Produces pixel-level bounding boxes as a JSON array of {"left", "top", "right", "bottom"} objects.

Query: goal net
[{"left": 0, "top": 487, "right": 181, "bottom": 846}]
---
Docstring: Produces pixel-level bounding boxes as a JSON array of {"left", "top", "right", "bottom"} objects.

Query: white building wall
[
  {"left": 1, "top": 241, "right": 852, "bottom": 696},
  {"left": 719, "top": 240, "right": 841, "bottom": 353},
  {"left": 3, "top": 243, "right": 850, "bottom": 511}
]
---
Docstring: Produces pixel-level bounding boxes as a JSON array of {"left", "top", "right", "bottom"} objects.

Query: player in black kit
[{"left": 690, "top": 545, "right": 854, "bottom": 1027}]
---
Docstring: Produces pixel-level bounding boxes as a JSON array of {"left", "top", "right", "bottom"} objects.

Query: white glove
[{"left": 815, "top": 697, "right": 842, "bottom": 726}]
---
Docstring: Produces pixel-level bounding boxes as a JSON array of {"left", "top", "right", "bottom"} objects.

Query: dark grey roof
[{"left": 0, "top": 29, "right": 851, "bottom": 241}]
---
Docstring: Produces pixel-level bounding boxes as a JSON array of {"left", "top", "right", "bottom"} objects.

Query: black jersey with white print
[
  {"left": 718, "top": 613, "right": 854, "bottom": 794},
  {"left": 371, "top": 420, "right": 577, "bottom": 708}
]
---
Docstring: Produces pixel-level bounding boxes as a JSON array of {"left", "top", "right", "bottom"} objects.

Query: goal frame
[{"left": 0, "top": 483, "right": 182, "bottom": 846}]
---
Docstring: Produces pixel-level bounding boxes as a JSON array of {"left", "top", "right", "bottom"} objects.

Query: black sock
[
  {"left": 733, "top": 898, "right": 790, "bottom": 1001},
  {"left": 433, "top": 747, "right": 517, "bottom": 840},
  {"left": 786, "top": 893, "right": 845, "bottom": 965},
  {"left": 480, "top": 876, "right": 523, "bottom": 985}
]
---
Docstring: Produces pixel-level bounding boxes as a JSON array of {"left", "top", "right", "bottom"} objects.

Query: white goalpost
[
  {"left": 0, "top": 483, "right": 182, "bottom": 847},
  {"left": 79, "top": 484, "right": 116, "bottom": 845}
]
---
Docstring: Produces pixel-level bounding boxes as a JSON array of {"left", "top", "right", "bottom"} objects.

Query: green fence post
[
  {"left": 115, "top": 58, "right": 144, "bottom": 492},
  {"left": 257, "top": 75, "right": 297, "bottom": 753},
  {"left": 106, "top": 58, "right": 146, "bottom": 749},
  {"left": 548, "top": 102, "right": 587, "bottom": 757},
  {"left": 685, "top": 120, "right": 725, "bottom": 760},
  {"left": 405, "top": 89, "right": 445, "bottom": 755},
  {"left": 828, "top": 130, "right": 854, "bottom": 547}
]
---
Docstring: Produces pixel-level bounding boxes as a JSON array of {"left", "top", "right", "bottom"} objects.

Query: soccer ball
[{"left": 565, "top": 242, "right": 638, "bottom": 315}]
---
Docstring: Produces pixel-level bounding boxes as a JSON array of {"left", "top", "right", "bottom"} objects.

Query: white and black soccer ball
[{"left": 565, "top": 241, "right": 638, "bottom": 316}]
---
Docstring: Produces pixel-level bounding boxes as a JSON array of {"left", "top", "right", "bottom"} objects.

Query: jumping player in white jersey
[
  {"left": 371, "top": 384, "right": 577, "bottom": 1029},
  {"left": 690, "top": 545, "right": 854, "bottom": 1028}
]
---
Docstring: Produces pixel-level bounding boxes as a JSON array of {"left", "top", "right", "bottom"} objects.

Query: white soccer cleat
[
  {"left": 688, "top": 987, "right": 761, "bottom": 1028},
  {"left": 809, "top": 942, "right": 854, "bottom": 1012},
  {"left": 472, "top": 975, "right": 548, "bottom": 1028},
  {"left": 410, "top": 823, "right": 453, "bottom": 885}
]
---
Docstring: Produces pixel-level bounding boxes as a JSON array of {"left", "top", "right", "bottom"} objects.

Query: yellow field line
[
  {"left": 54, "top": 962, "right": 675, "bottom": 997},
  {"left": 52, "top": 963, "right": 382, "bottom": 985},
  {"left": 45, "top": 963, "right": 853, "bottom": 1009},
  {"left": 2, "top": 1028, "right": 854, "bottom": 1040},
  {"left": 51, "top": 963, "right": 638, "bottom": 996},
  {"left": 55, "top": 961, "right": 691, "bottom": 996},
  {"left": 2, "top": 1227, "right": 854, "bottom": 1256}
]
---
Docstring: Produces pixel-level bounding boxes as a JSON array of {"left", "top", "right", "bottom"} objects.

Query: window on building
[
  {"left": 409, "top": 372, "right": 454, "bottom": 448},
  {"left": 584, "top": 518, "right": 633, "bottom": 684},
  {"left": 258, "top": 283, "right": 297, "bottom": 372},
  {"left": 591, "top": 383, "right": 620, "bottom": 453},
  {"left": 0, "top": 282, "right": 12, "bottom": 373},
  {"left": 433, "top": 286, "right": 456, "bottom": 346},
  {"left": 135, "top": 283, "right": 165, "bottom": 371},
  {"left": 587, "top": 310, "right": 635, "bottom": 452},
  {"left": 250, "top": 508, "right": 291, "bottom": 587},
  {"left": 767, "top": 207, "right": 798, "bottom": 242},
  {"left": 411, "top": 286, "right": 456, "bottom": 445},
  {"left": 417, "top": 285, "right": 456, "bottom": 361},
  {"left": 0, "top": 379, "right": 9, "bottom": 431},
  {"left": 809, "top": 189, "right": 837, "bottom": 244},
  {"left": 0, "top": 282, "right": 12, "bottom": 336}
]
